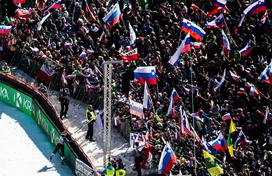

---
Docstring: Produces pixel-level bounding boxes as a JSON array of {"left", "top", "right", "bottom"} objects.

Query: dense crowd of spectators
[{"left": 1, "top": 0, "right": 272, "bottom": 175}]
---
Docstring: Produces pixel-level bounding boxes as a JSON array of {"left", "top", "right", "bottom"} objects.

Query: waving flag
[
  {"left": 181, "top": 19, "right": 206, "bottom": 41},
  {"left": 221, "top": 30, "right": 231, "bottom": 57},
  {"left": 180, "top": 107, "right": 192, "bottom": 135},
  {"left": 44, "top": 0, "right": 62, "bottom": 13},
  {"left": 209, "top": 132, "right": 227, "bottom": 152},
  {"left": 0, "top": 26, "right": 12, "bottom": 35},
  {"left": 234, "top": 130, "right": 252, "bottom": 148},
  {"left": 191, "top": 111, "right": 204, "bottom": 122},
  {"left": 102, "top": 3, "right": 121, "bottom": 26},
  {"left": 168, "top": 32, "right": 190, "bottom": 65},
  {"left": 258, "top": 61, "right": 272, "bottom": 84},
  {"left": 13, "top": 0, "right": 25, "bottom": 4},
  {"left": 36, "top": 62, "right": 56, "bottom": 84},
  {"left": 15, "top": 9, "right": 34, "bottom": 20},
  {"left": 246, "top": 82, "right": 260, "bottom": 97},
  {"left": 203, "top": 150, "right": 224, "bottom": 176},
  {"left": 129, "top": 23, "right": 136, "bottom": 45},
  {"left": 202, "top": 137, "right": 212, "bottom": 153},
  {"left": 243, "top": 0, "right": 267, "bottom": 17},
  {"left": 121, "top": 48, "right": 138, "bottom": 63},
  {"left": 129, "top": 100, "right": 144, "bottom": 119},
  {"left": 143, "top": 82, "right": 152, "bottom": 109},
  {"left": 229, "top": 71, "right": 240, "bottom": 82},
  {"left": 205, "top": 14, "right": 225, "bottom": 29},
  {"left": 37, "top": 13, "right": 51, "bottom": 31},
  {"left": 212, "top": 0, "right": 227, "bottom": 8},
  {"left": 227, "top": 119, "right": 236, "bottom": 157},
  {"left": 222, "top": 113, "right": 231, "bottom": 121},
  {"left": 134, "top": 66, "right": 157, "bottom": 85},
  {"left": 239, "top": 41, "right": 253, "bottom": 57},
  {"left": 214, "top": 69, "right": 226, "bottom": 92},
  {"left": 208, "top": 7, "right": 224, "bottom": 16},
  {"left": 167, "top": 89, "right": 180, "bottom": 118},
  {"left": 158, "top": 143, "right": 177, "bottom": 175},
  {"left": 191, "top": 42, "right": 204, "bottom": 49}
]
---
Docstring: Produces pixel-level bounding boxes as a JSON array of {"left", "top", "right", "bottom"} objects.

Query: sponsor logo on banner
[
  {"left": 37, "top": 109, "right": 49, "bottom": 135},
  {"left": 14, "top": 92, "right": 32, "bottom": 111},
  {"left": 0, "top": 86, "right": 9, "bottom": 100}
]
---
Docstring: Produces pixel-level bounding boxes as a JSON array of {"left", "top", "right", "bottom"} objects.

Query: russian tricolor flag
[
  {"left": 258, "top": 65, "right": 270, "bottom": 84},
  {"left": 221, "top": 30, "right": 231, "bottom": 57},
  {"left": 134, "top": 66, "right": 157, "bottom": 85},
  {"left": 172, "top": 89, "right": 180, "bottom": 103},
  {"left": 208, "top": 132, "right": 227, "bottom": 152},
  {"left": 243, "top": 0, "right": 267, "bottom": 17},
  {"left": 239, "top": 41, "right": 253, "bottom": 57},
  {"left": 102, "top": 3, "right": 121, "bottom": 26},
  {"left": 212, "top": 0, "right": 227, "bottom": 8},
  {"left": 222, "top": 113, "right": 231, "bottom": 121},
  {"left": 0, "top": 26, "right": 12, "bottom": 35},
  {"left": 181, "top": 19, "right": 206, "bottom": 41},
  {"left": 158, "top": 143, "right": 177, "bottom": 175},
  {"left": 205, "top": 14, "right": 225, "bottom": 29},
  {"left": 168, "top": 32, "right": 190, "bottom": 66}
]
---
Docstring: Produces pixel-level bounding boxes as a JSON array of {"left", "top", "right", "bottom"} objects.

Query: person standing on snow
[{"left": 85, "top": 105, "right": 96, "bottom": 142}]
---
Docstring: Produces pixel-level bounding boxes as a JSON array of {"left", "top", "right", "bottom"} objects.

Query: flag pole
[
  {"left": 222, "top": 14, "right": 237, "bottom": 48},
  {"left": 189, "top": 40, "right": 197, "bottom": 175}
]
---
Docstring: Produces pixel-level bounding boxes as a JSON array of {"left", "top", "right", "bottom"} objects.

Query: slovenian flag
[
  {"left": 222, "top": 113, "right": 231, "bottom": 121},
  {"left": 212, "top": 0, "right": 227, "bottom": 8},
  {"left": 243, "top": 0, "right": 267, "bottom": 17},
  {"left": 143, "top": 82, "right": 152, "bottom": 109},
  {"left": 102, "top": 3, "right": 121, "bottom": 26},
  {"left": 181, "top": 19, "right": 206, "bottom": 41},
  {"left": 158, "top": 142, "right": 177, "bottom": 175},
  {"left": 208, "top": 132, "right": 227, "bottom": 152},
  {"left": 134, "top": 66, "right": 157, "bottom": 85},
  {"left": 167, "top": 88, "right": 180, "bottom": 118},
  {"left": 168, "top": 32, "right": 190, "bottom": 66},
  {"left": 221, "top": 30, "right": 231, "bottom": 57},
  {"left": 206, "top": 14, "right": 225, "bottom": 29},
  {"left": 180, "top": 106, "right": 192, "bottom": 135},
  {"left": 0, "top": 26, "right": 12, "bottom": 35},
  {"left": 239, "top": 41, "right": 253, "bottom": 57}
]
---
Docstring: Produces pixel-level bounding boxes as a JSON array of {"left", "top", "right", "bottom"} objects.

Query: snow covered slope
[{"left": 0, "top": 101, "right": 73, "bottom": 176}]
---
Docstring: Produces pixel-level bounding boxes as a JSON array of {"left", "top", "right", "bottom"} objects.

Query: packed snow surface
[{"left": 0, "top": 101, "right": 73, "bottom": 176}]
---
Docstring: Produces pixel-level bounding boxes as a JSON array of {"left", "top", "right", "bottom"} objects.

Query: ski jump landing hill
[{"left": 0, "top": 72, "right": 99, "bottom": 176}]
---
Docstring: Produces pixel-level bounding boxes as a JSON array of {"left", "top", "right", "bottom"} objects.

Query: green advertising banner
[
  {"left": 0, "top": 82, "right": 33, "bottom": 116},
  {"left": 0, "top": 82, "right": 75, "bottom": 171}
]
